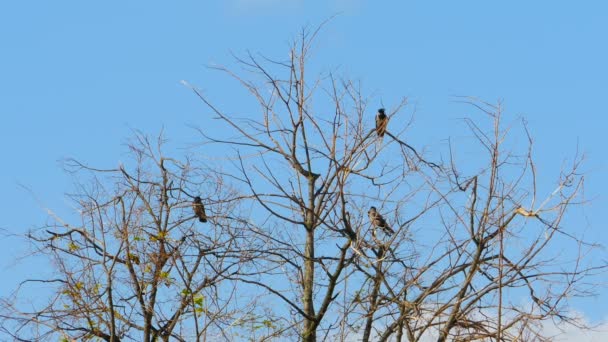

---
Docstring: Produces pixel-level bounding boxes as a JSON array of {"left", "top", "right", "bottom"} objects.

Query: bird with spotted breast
[
  {"left": 192, "top": 196, "right": 207, "bottom": 223},
  {"left": 368, "top": 206, "right": 394, "bottom": 236}
]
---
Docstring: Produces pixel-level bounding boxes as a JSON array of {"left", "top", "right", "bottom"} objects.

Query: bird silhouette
[
  {"left": 368, "top": 206, "right": 394, "bottom": 236},
  {"left": 192, "top": 196, "right": 207, "bottom": 223},
  {"left": 375, "top": 108, "right": 388, "bottom": 138}
]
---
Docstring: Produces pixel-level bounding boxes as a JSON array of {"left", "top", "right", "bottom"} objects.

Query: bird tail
[{"left": 375, "top": 137, "right": 384, "bottom": 152}]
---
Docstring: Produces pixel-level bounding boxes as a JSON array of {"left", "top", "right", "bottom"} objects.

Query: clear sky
[{"left": 1, "top": 0, "right": 607, "bottom": 334}]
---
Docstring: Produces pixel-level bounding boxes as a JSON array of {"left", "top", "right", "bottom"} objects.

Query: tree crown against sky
[{"left": 1, "top": 23, "right": 607, "bottom": 342}]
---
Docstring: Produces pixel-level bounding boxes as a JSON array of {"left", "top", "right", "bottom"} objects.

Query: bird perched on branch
[
  {"left": 375, "top": 108, "right": 388, "bottom": 138},
  {"left": 368, "top": 206, "right": 394, "bottom": 236},
  {"left": 192, "top": 196, "right": 207, "bottom": 223}
]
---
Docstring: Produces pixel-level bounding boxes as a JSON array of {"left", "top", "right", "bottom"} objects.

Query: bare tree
[
  {"left": 182, "top": 23, "right": 433, "bottom": 340},
  {"left": 351, "top": 99, "right": 605, "bottom": 342},
  {"left": 0, "top": 133, "right": 260, "bottom": 341},
  {"left": 2, "top": 26, "right": 605, "bottom": 342}
]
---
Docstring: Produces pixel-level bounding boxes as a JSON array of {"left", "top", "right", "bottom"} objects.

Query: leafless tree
[
  {"left": 347, "top": 99, "right": 606, "bottom": 342},
  {"left": 0, "top": 133, "right": 262, "bottom": 341},
  {"left": 182, "top": 23, "right": 436, "bottom": 340}
]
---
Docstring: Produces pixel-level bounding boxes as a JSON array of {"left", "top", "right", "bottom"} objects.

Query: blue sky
[{"left": 1, "top": 0, "right": 607, "bottom": 329}]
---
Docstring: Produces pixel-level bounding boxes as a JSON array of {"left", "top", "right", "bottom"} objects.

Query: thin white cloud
[
  {"left": 540, "top": 317, "right": 608, "bottom": 342},
  {"left": 229, "top": 0, "right": 303, "bottom": 12},
  {"left": 340, "top": 309, "right": 608, "bottom": 341},
  {"left": 227, "top": 0, "right": 363, "bottom": 14},
  {"left": 329, "top": 0, "right": 363, "bottom": 13}
]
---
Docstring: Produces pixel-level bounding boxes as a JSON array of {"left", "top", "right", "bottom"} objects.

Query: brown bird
[
  {"left": 375, "top": 108, "right": 388, "bottom": 138},
  {"left": 192, "top": 196, "right": 207, "bottom": 223},
  {"left": 368, "top": 206, "right": 394, "bottom": 236}
]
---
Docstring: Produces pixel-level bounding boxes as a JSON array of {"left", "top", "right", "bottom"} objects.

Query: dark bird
[
  {"left": 375, "top": 108, "right": 388, "bottom": 138},
  {"left": 368, "top": 206, "right": 394, "bottom": 236},
  {"left": 192, "top": 196, "right": 207, "bottom": 223}
]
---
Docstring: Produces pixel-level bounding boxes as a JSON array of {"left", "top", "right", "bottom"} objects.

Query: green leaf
[{"left": 68, "top": 242, "right": 79, "bottom": 252}]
